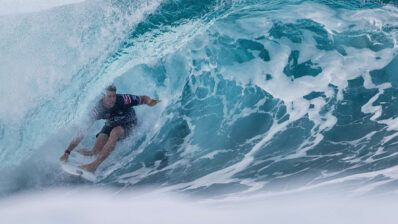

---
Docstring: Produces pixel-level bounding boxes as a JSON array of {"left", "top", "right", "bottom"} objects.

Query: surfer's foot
[
  {"left": 79, "top": 164, "right": 97, "bottom": 173},
  {"left": 77, "top": 148, "right": 93, "bottom": 156}
]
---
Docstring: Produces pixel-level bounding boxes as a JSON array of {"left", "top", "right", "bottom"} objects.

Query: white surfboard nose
[{"left": 61, "top": 163, "right": 97, "bottom": 182}]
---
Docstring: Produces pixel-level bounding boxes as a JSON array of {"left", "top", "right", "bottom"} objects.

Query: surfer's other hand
[
  {"left": 60, "top": 153, "right": 69, "bottom": 162},
  {"left": 148, "top": 98, "right": 161, "bottom": 106}
]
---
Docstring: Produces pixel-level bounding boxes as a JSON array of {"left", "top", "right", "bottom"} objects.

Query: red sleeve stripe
[
  {"left": 91, "top": 108, "right": 98, "bottom": 117},
  {"left": 123, "top": 94, "right": 132, "bottom": 104}
]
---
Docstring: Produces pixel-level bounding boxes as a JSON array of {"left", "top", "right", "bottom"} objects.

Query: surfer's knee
[{"left": 95, "top": 133, "right": 108, "bottom": 145}]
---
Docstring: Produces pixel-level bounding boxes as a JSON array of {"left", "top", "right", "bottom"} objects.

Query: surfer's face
[{"left": 103, "top": 90, "right": 116, "bottom": 108}]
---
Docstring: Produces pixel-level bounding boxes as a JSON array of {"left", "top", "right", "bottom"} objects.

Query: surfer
[{"left": 59, "top": 84, "right": 161, "bottom": 173}]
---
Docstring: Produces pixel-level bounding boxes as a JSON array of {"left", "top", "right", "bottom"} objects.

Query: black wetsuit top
[{"left": 91, "top": 94, "right": 141, "bottom": 127}]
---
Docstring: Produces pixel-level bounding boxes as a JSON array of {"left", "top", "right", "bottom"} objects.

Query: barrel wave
[{"left": 1, "top": 0, "right": 398, "bottom": 199}]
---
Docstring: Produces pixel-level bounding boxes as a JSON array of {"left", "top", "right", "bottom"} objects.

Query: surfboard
[
  {"left": 61, "top": 162, "right": 97, "bottom": 182},
  {"left": 60, "top": 152, "right": 98, "bottom": 182}
]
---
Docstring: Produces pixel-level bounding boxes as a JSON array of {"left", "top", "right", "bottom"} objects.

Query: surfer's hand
[
  {"left": 148, "top": 99, "right": 161, "bottom": 106},
  {"left": 140, "top": 96, "right": 160, "bottom": 106},
  {"left": 60, "top": 153, "right": 69, "bottom": 162}
]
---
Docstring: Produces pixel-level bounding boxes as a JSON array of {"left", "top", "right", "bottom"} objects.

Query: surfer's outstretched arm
[
  {"left": 60, "top": 135, "right": 84, "bottom": 162},
  {"left": 66, "top": 135, "right": 84, "bottom": 153},
  {"left": 60, "top": 120, "right": 94, "bottom": 162}
]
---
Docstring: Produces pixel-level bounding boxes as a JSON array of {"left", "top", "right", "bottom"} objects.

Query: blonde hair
[{"left": 106, "top": 84, "right": 117, "bottom": 92}]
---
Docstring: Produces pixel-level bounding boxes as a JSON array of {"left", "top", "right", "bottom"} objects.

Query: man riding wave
[{"left": 60, "top": 85, "right": 160, "bottom": 173}]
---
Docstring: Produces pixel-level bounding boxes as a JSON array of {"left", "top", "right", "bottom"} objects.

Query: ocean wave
[{"left": 0, "top": 0, "right": 398, "bottom": 198}]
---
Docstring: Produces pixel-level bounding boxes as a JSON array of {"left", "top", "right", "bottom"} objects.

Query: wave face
[{"left": 1, "top": 0, "right": 398, "bottom": 197}]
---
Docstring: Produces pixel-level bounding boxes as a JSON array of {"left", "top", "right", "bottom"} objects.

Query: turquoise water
[{"left": 0, "top": 0, "right": 398, "bottom": 198}]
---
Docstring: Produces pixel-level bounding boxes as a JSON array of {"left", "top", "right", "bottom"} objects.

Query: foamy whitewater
[{"left": 1, "top": 0, "right": 398, "bottom": 222}]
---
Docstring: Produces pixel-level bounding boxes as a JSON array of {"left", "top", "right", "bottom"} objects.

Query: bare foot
[
  {"left": 79, "top": 164, "right": 97, "bottom": 173},
  {"left": 77, "top": 148, "right": 93, "bottom": 156}
]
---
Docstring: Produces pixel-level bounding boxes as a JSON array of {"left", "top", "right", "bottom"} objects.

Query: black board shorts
[{"left": 96, "top": 121, "right": 136, "bottom": 139}]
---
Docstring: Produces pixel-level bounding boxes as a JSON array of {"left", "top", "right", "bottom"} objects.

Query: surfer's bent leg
[
  {"left": 97, "top": 126, "right": 124, "bottom": 159},
  {"left": 77, "top": 133, "right": 108, "bottom": 155},
  {"left": 92, "top": 133, "right": 109, "bottom": 155},
  {"left": 79, "top": 126, "right": 124, "bottom": 172}
]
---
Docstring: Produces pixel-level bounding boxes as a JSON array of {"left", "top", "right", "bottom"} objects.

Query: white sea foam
[
  {"left": 0, "top": 188, "right": 398, "bottom": 224},
  {"left": 0, "top": 0, "right": 162, "bottom": 124},
  {"left": 0, "top": 0, "right": 85, "bottom": 15}
]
